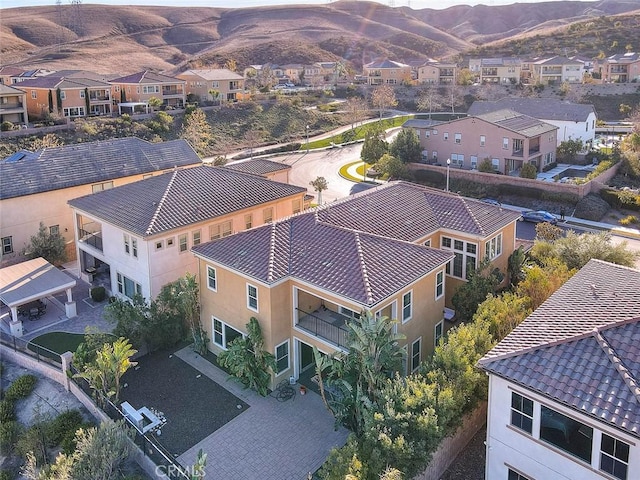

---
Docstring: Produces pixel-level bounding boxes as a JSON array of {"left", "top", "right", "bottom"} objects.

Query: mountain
[{"left": 1, "top": 0, "right": 638, "bottom": 75}]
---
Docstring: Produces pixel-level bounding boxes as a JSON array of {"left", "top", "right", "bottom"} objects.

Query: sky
[{"left": 0, "top": 0, "right": 601, "bottom": 10}]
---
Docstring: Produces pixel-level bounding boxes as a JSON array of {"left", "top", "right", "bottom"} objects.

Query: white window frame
[
  {"left": 503, "top": 137, "right": 509, "bottom": 149},
  {"left": 178, "top": 233, "right": 188, "bottom": 253},
  {"left": 275, "top": 340, "right": 290, "bottom": 375},
  {"left": 155, "top": 240, "right": 163, "bottom": 250},
  {"left": 402, "top": 290, "right": 412, "bottom": 323},
  {"left": 443, "top": 132, "right": 449, "bottom": 141},
  {"left": 116, "top": 272, "right": 142, "bottom": 300},
  {"left": 207, "top": 265, "right": 217, "bottom": 292},
  {"left": 2, "top": 236, "right": 13, "bottom": 254},
  {"left": 485, "top": 233, "right": 503, "bottom": 260},
  {"left": 247, "top": 283, "right": 259, "bottom": 312},
  {"left": 245, "top": 213, "right": 253, "bottom": 230},
  {"left": 480, "top": 135, "right": 486, "bottom": 146},
  {"left": 434, "top": 321, "right": 443, "bottom": 347},
  {"left": 441, "top": 236, "right": 477, "bottom": 280},
  {"left": 132, "top": 237, "right": 138, "bottom": 258},
  {"left": 166, "top": 237, "right": 175, "bottom": 247},
  {"left": 454, "top": 133, "right": 461, "bottom": 144},
  {"left": 60, "top": 91, "right": 66, "bottom": 100},
  {"left": 193, "top": 230, "right": 201, "bottom": 246},
  {"left": 435, "top": 270, "right": 444, "bottom": 300},
  {"left": 410, "top": 337, "right": 421, "bottom": 372},
  {"left": 49, "top": 225, "right": 60, "bottom": 236},
  {"left": 79, "top": 90, "right": 85, "bottom": 98},
  {"left": 471, "top": 155, "right": 478, "bottom": 169},
  {"left": 123, "top": 234, "right": 130, "bottom": 254},
  {"left": 212, "top": 317, "right": 245, "bottom": 350},
  {"left": 31, "top": 90, "right": 37, "bottom": 99}
]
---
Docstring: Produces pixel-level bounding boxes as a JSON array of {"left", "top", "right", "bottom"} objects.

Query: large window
[
  {"left": 485, "top": 233, "right": 503, "bottom": 260},
  {"left": 116, "top": 273, "right": 142, "bottom": 299},
  {"left": 600, "top": 433, "right": 629, "bottom": 480},
  {"left": 178, "top": 234, "right": 188, "bottom": 253},
  {"left": 540, "top": 405, "right": 593, "bottom": 463},
  {"left": 441, "top": 237, "right": 477, "bottom": 280},
  {"left": 206, "top": 266, "right": 217, "bottom": 291},
  {"left": 92, "top": 181, "right": 113, "bottom": 193},
  {"left": 435, "top": 270, "right": 444, "bottom": 299},
  {"left": 411, "top": 338, "right": 421, "bottom": 372},
  {"left": 2, "top": 236, "right": 13, "bottom": 255},
  {"left": 275, "top": 340, "right": 290, "bottom": 375},
  {"left": 210, "top": 221, "right": 232, "bottom": 240},
  {"left": 434, "top": 321, "right": 443, "bottom": 347},
  {"left": 247, "top": 284, "right": 258, "bottom": 312},
  {"left": 402, "top": 291, "right": 412, "bottom": 323},
  {"left": 63, "top": 106, "right": 85, "bottom": 117},
  {"left": 454, "top": 133, "right": 461, "bottom": 144},
  {"left": 511, "top": 392, "right": 533, "bottom": 434},
  {"left": 212, "top": 318, "right": 244, "bottom": 349}
]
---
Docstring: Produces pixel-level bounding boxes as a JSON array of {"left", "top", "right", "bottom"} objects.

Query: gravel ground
[{"left": 441, "top": 425, "right": 486, "bottom": 480}]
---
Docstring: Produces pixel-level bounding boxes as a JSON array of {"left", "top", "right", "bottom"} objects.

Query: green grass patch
[{"left": 28, "top": 332, "right": 86, "bottom": 360}]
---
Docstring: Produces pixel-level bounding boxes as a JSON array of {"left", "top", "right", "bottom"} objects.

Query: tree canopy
[{"left": 389, "top": 128, "right": 422, "bottom": 164}]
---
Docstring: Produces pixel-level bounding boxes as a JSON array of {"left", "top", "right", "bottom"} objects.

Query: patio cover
[
  {"left": 118, "top": 102, "right": 149, "bottom": 115},
  {"left": 0, "top": 257, "right": 76, "bottom": 308}
]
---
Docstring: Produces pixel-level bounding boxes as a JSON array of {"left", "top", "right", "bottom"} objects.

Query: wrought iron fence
[{"left": 0, "top": 331, "right": 62, "bottom": 366}]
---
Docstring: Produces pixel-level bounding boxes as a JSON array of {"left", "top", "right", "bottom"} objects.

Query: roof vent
[{"left": 590, "top": 284, "right": 598, "bottom": 296}]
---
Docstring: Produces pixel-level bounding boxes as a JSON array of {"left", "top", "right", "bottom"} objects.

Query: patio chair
[{"left": 28, "top": 307, "right": 40, "bottom": 320}]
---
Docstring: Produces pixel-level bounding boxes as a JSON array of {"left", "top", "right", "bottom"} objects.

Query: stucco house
[
  {"left": 176, "top": 69, "right": 244, "bottom": 104},
  {"left": 478, "top": 259, "right": 640, "bottom": 480},
  {"left": 224, "top": 158, "right": 292, "bottom": 184},
  {"left": 0, "top": 138, "right": 201, "bottom": 267},
  {"left": 597, "top": 52, "right": 640, "bottom": 83},
  {"left": 193, "top": 181, "right": 521, "bottom": 389},
  {"left": 0, "top": 83, "right": 29, "bottom": 126},
  {"left": 469, "top": 58, "right": 522, "bottom": 84},
  {"left": 363, "top": 59, "right": 411, "bottom": 86},
  {"left": 468, "top": 98, "right": 597, "bottom": 147},
  {"left": 68, "top": 165, "right": 307, "bottom": 300},
  {"left": 417, "top": 60, "right": 457, "bottom": 85},
  {"left": 109, "top": 70, "right": 186, "bottom": 110},
  {"left": 530, "top": 55, "right": 585, "bottom": 85},
  {"left": 405, "top": 109, "right": 558, "bottom": 174}
]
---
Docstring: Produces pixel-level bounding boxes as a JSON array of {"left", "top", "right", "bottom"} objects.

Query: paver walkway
[{"left": 175, "top": 346, "right": 349, "bottom": 480}]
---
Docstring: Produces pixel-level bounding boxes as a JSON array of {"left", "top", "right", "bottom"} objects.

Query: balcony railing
[
  {"left": 79, "top": 228, "right": 103, "bottom": 251},
  {"left": 296, "top": 308, "right": 350, "bottom": 349},
  {"left": 162, "top": 87, "right": 184, "bottom": 95},
  {"left": 89, "top": 95, "right": 110, "bottom": 102},
  {"left": 528, "top": 146, "right": 540, "bottom": 155},
  {"left": 0, "top": 102, "right": 24, "bottom": 109}
]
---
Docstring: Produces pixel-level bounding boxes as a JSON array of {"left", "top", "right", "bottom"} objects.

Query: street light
[
  {"left": 446, "top": 158, "right": 451, "bottom": 192},
  {"left": 306, "top": 125, "right": 310, "bottom": 152}
]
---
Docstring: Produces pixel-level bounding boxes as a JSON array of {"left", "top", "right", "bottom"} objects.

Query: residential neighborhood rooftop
[
  {"left": 476, "top": 109, "right": 557, "bottom": 137},
  {"left": 479, "top": 259, "right": 640, "bottom": 438},
  {"left": 468, "top": 98, "right": 596, "bottom": 122},
  {"left": 68, "top": 165, "right": 307, "bottom": 237},
  {"left": 179, "top": 69, "right": 244, "bottom": 80},
  {"left": 109, "top": 70, "right": 184, "bottom": 84},
  {"left": 224, "top": 159, "right": 291, "bottom": 176}
]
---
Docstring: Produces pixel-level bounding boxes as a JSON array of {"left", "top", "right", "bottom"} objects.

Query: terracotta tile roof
[
  {"left": 476, "top": 109, "right": 557, "bottom": 137},
  {"left": 224, "top": 159, "right": 291, "bottom": 176},
  {"left": 468, "top": 98, "right": 596, "bottom": 123},
  {"left": 1, "top": 138, "right": 201, "bottom": 200},
  {"left": 193, "top": 211, "right": 454, "bottom": 306},
  {"left": 179, "top": 69, "right": 244, "bottom": 81},
  {"left": 68, "top": 165, "right": 306, "bottom": 237},
  {"left": 109, "top": 71, "right": 184, "bottom": 85},
  {"left": 479, "top": 260, "right": 640, "bottom": 437}
]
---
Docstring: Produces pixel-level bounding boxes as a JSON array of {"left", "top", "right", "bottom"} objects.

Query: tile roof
[
  {"left": 109, "top": 71, "right": 184, "bottom": 85},
  {"left": 533, "top": 55, "right": 582, "bottom": 66},
  {"left": 179, "top": 69, "right": 244, "bottom": 81},
  {"left": 0, "top": 84, "right": 26, "bottom": 95},
  {"left": 1, "top": 138, "right": 201, "bottom": 200},
  {"left": 607, "top": 52, "right": 640, "bottom": 63},
  {"left": 224, "top": 159, "right": 291, "bottom": 176},
  {"left": 479, "top": 260, "right": 640, "bottom": 437},
  {"left": 468, "top": 98, "right": 595, "bottom": 122},
  {"left": 193, "top": 211, "right": 454, "bottom": 306},
  {"left": 364, "top": 59, "right": 410, "bottom": 69},
  {"left": 13, "top": 74, "right": 111, "bottom": 89},
  {"left": 476, "top": 109, "right": 557, "bottom": 137},
  {"left": 316, "top": 181, "right": 521, "bottom": 241},
  {"left": 68, "top": 165, "right": 307, "bottom": 237}
]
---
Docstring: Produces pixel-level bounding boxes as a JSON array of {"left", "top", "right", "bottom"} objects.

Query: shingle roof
[
  {"left": 68, "top": 165, "right": 307, "bottom": 237},
  {"left": 316, "top": 182, "right": 521, "bottom": 241},
  {"left": 476, "top": 109, "right": 557, "bottom": 137},
  {"left": 0, "top": 138, "right": 201, "bottom": 200},
  {"left": 13, "top": 74, "right": 110, "bottom": 89},
  {"left": 533, "top": 55, "right": 582, "bottom": 66},
  {"left": 109, "top": 71, "right": 184, "bottom": 85},
  {"left": 0, "top": 84, "right": 26, "bottom": 95},
  {"left": 607, "top": 52, "right": 640, "bottom": 63},
  {"left": 468, "top": 98, "right": 595, "bottom": 123},
  {"left": 224, "top": 159, "right": 291, "bottom": 176},
  {"left": 479, "top": 260, "right": 640, "bottom": 437},
  {"left": 193, "top": 211, "right": 454, "bottom": 306},
  {"left": 180, "top": 69, "right": 244, "bottom": 81}
]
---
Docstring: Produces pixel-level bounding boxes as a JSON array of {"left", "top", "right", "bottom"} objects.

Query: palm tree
[{"left": 309, "top": 176, "right": 328, "bottom": 205}]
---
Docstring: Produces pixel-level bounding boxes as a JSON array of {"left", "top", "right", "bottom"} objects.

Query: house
[
  {"left": 478, "top": 259, "right": 640, "bottom": 480},
  {"left": 469, "top": 58, "right": 521, "bottom": 84},
  {"left": 0, "top": 138, "right": 201, "bottom": 267},
  {"left": 417, "top": 60, "right": 457, "bottom": 84},
  {"left": 363, "top": 59, "right": 411, "bottom": 86},
  {"left": 530, "top": 56, "right": 585, "bottom": 85},
  {"left": 224, "top": 159, "right": 292, "bottom": 183},
  {"left": 406, "top": 109, "right": 558, "bottom": 173},
  {"left": 280, "top": 64, "right": 304, "bottom": 84},
  {"left": 109, "top": 70, "right": 186, "bottom": 110},
  {"left": 597, "top": 52, "right": 640, "bottom": 83},
  {"left": 0, "top": 83, "right": 29, "bottom": 126},
  {"left": 192, "top": 181, "right": 521, "bottom": 389},
  {"left": 0, "top": 66, "right": 26, "bottom": 86},
  {"left": 14, "top": 71, "right": 112, "bottom": 119},
  {"left": 468, "top": 98, "right": 597, "bottom": 146},
  {"left": 68, "top": 165, "right": 307, "bottom": 300},
  {"left": 176, "top": 69, "right": 244, "bottom": 104}
]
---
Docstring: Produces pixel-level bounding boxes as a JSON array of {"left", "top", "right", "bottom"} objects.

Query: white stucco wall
[
  {"left": 485, "top": 374, "right": 639, "bottom": 480},
  {"left": 551, "top": 112, "right": 597, "bottom": 146}
]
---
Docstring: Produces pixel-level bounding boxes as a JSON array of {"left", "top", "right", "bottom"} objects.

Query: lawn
[
  {"left": 119, "top": 347, "right": 249, "bottom": 456},
  {"left": 28, "top": 332, "right": 86, "bottom": 360}
]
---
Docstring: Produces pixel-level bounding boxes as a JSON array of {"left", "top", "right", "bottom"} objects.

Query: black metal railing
[
  {"left": 296, "top": 308, "right": 349, "bottom": 349},
  {"left": 79, "top": 228, "right": 103, "bottom": 251},
  {"left": 0, "top": 331, "right": 62, "bottom": 366}
]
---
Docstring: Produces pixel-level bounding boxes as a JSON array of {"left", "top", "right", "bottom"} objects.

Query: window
[
  {"left": 167, "top": 237, "right": 174, "bottom": 247},
  {"left": 339, "top": 306, "right": 361, "bottom": 319},
  {"left": 441, "top": 237, "right": 477, "bottom": 280},
  {"left": 507, "top": 469, "right": 531, "bottom": 480},
  {"left": 245, "top": 214, "right": 253, "bottom": 230},
  {"left": 485, "top": 233, "right": 503, "bottom": 260},
  {"left": 247, "top": 284, "right": 258, "bottom": 312},
  {"left": 62, "top": 106, "right": 85, "bottom": 117},
  {"left": 432, "top": 129, "right": 438, "bottom": 135},
  {"left": 511, "top": 392, "right": 534, "bottom": 434},
  {"left": 451, "top": 153, "right": 464, "bottom": 166},
  {"left": 402, "top": 291, "right": 412, "bottom": 323},
  {"left": 2, "top": 236, "right": 13, "bottom": 255},
  {"left": 410, "top": 338, "right": 421, "bottom": 372},
  {"left": 178, "top": 234, "right": 188, "bottom": 253},
  {"left": 210, "top": 221, "right": 232, "bottom": 240},
  {"left": 471, "top": 155, "right": 478, "bottom": 169},
  {"left": 116, "top": 273, "right": 142, "bottom": 299},
  {"left": 79, "top": 90, "right": 85, "bottom": 98},
  {"left": 142, "top": 85, "right": 160, "bottom": 94},
  {"left": 454, "top": 133, "right": 461, "bottom": 144},
  {"left": 292, "top": 199, "right": 301, "bottom": 214},
  {"left": 132, "top": 238, "right": 138, "bottom": 258},
  {"left": 123, "top": 234, "right": 130, "bottom": 254},
  {"left": 92, "top": 181, "right": 114, "bottom": 193},
  {"left": 435, "top": 270, "right": 444, "bottom": 299},
  {"left": 443, "top": 132, "right": 449, "bottom": 141},
  {"left": 424, "top": 239, "right": 431, "bottom": 247},
  {"left": 263, "top": 207, "right": 273, "bottom": 223},
  {"left": 49, "top": 225, "right": 60, "bottom": 235},
  {"left": 207, "top": 266, "right": 217, "bottom": 291},
  {"left": 503, "top": 137, "right": 509, "bottom": 149},
  {"left": 492, "top": 158, "right": 500, "bottom": 170},
  {"left": 60, "top": 91, "right": 66, "bottom": 100},
  {"left": 193, "top": 230, "right": 201, "bottom": 246},
  {"left": 432, "top": 151, "right": 438, "bottom": 160},
  {"left": 434, "top": 321, "right": 443, "bottom": 347},
  {"left": 31, "top": 90, "right": 37, "bottom": 99},
  {"left": 275, "top": 340, "right": 290, "bottom": 375},
  {"left": 600, "top": 433, "right": 629, "bottom": 480},
  {"left": 212, "top": 318, "right": 244, "bottom": 349},
  {"left": 480, "top": 135, "right": 485, "bottom": 146},
  {"left": 155, "top": 240, "right": 163, "bottom": 250},
  {"left": 540, "top": 405, "right": 592, "bottom": 463}
]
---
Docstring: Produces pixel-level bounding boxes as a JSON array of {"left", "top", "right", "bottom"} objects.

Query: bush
[
  {"left": 5, "top": 374, "right": 37, "bottom": 401},
  {"left": 0, "top": 470, "right": 15, "bottom": 480},
  {"left": 601, "top": 188, "right": 640, "bottom": 211},
  {"left": 47, "top": 409, "right": 85, "bottom": 449},
  {"left": 90, "top": 286, "right": 106, "bottom": 302},
  {"left": 575, "top": 193, "right": 610, "bottom": 221},
  {"left": 0, "top": 121, "right": 14, "bottom": 132},
  {"left": 0, "top": 421, "right": 20, "bottom": 455},
  {"left": 620, "top": 215, "right": 639, "bottom": 225},
  {"left": 520, "top": 163, "right": 537, "bottom": 179},
  {"left": 0, "top": 399, "right": 15, "bottom": 423}
]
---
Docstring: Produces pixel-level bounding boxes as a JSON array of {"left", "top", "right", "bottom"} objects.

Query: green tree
[
  {"left": 507, "top": 246, "right": 527, "bottom": 288},
  {"left": 516, "top": 260, "right": 574, "bottom": 310},
  {"left": 477, "top": 157, "right": 494, "bottom": 173},
  {"left": 376, "top": 153, "right": 407, "bottom": 179},
  {"left": 180, "top": 108, "right": 213, "bottom": 157},
  {"left": 103, "top": 295, "right": 149, "bottom": 349},
  {"left": 23, "top": 222, "right": 67, "bottom": 265},
  {"left": 208, "top": 89, "right": 221, "bottom": 105},
  {"left": 451, "top": 258, "right": 504, "bottom": 323},
  {"left": 310, "top": 176, "right": 329, "bottom": 205},
  {"left": 370, "top": 85, "right": 397, "bottom": 120},
  {"left": 147, "top": 96, "right": 162, "bottom": 112},
  {"left": 218, "top": 317, "right": 275, "bottom": 396},
  {"left": 389, "top": 128, "right": 421, "bottom": 164},
  {"left": 519, "top": 163, "right": 537, "bottom": 179},
  {"left": 556, "top": 139, "right": 584, "bottom": 162},
  {"left": 360, "top": 126, "right": 388, "bottom": 165},
  {"left": 73, "top": 327, "right": 114, "bottom": 372},
  {"left": 473, "top": 292, "right": 530, "bottom": 342}
]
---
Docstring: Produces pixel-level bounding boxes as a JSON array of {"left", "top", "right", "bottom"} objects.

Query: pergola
[
  {"left": 0, "top": 257, "right": 77, "bottom": 334},
  {"left": 117, "top": 102, "right": 149, "bottom": 115}
]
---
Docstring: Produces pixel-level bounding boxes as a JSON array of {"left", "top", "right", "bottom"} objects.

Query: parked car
[
  {"left": 520, "top": 210, "right": 558, "bottom": 225},
  {"left": 481, "top": 198, "right": 501, "bottom": 206}
]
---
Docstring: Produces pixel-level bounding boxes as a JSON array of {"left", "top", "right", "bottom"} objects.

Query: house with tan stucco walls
[{"left": 176, "top": 69, "right": 244, "bottom": 104}]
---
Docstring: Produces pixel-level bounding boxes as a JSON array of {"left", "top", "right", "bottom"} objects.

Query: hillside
[{"left": 1, "top": 0, "right": 639, "bottom": 75}]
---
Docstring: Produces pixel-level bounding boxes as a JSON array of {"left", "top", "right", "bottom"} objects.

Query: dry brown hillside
[{"left": 1, "top": 0, "right": 638, "bottom": 75}]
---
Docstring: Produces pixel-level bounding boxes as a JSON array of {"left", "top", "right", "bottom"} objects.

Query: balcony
[
  {"left": 528, "top": 146, "right": 540, "bottom": 155},
  {"left": 296, "top": 307, "right": 350, "bottom": 349},
  {"left": 78, "top": 228, "right": 103, "bottom": 252},
  {"left": 89, "top": 95, "right": 110, "bottom": 102},
  {"left": 162, "top": 87, "right": 184, "bottom": 96},
  {"left": 0, "top": 102, "right": 24, "bottom": 110}
]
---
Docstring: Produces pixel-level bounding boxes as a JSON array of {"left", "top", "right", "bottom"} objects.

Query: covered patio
[{"left": 0, "top": 257, "right": 77, "bottom": 337}]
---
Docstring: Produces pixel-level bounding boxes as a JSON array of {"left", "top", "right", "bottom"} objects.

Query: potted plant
[{"left": 299, "top": 385, "right": 307, "bottom": 395}]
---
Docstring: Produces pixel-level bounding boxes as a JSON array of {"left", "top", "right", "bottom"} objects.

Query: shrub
[
  {"left": 520, "top": 163, "right": 537, "bottom": 179},
  {"left": 0, "top": 421, "right": 20, "bottom": 455},
  {"left": 620, "top": 215, "right": 639, "bottom": 225},
  {"left": 0, "top": 470, "right": 14, "bottom": 480},
  {"left": 47, "top": 409, "right": 85, "bottom": 449},
  {"left": 0, "top": 121, "right": 14, "bottom": 132},
  {"left": 0, "top": 399, "right": 15, "bottom": 423},
  {"left": 601, "top": 188, "right": 640, "bottom": 211},
  {"left": 574, "top": 193, "right": 610, "bottom": 221},
  {"left": 90, "top": 286, "right": 106, "bottom": 302},
  {"left": 5, "top": 374, "right": 37, "bottom": 401}
]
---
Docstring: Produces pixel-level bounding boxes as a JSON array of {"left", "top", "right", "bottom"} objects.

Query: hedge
[{"left": 600, "top": 188, "right": 640, "bottom": 211}]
